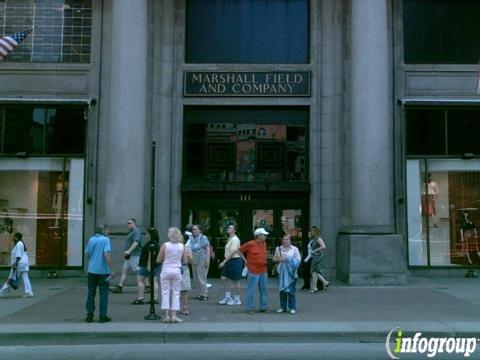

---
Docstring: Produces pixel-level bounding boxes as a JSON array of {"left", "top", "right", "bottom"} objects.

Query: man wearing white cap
[{"left": 238, "top": 228, "right": 269, "bottom": 314}]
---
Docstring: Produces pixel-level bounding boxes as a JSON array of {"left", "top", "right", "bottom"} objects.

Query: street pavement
[{"left": 0, "top": 275, "right": 480, "bottom": 355}]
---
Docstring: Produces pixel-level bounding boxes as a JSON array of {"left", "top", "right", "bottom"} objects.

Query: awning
[
  {"left": 0, "top": 97, "right": 95, "bottom": 106},
  {"left": 398, "top": 97, "right": 480, "bottom": 107}
]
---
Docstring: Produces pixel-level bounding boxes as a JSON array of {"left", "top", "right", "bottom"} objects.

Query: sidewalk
[{"left": 1, "top": 276, "right": 480, "bottom": 344}]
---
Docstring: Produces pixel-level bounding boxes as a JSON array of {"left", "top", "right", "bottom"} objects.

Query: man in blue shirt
[{"left": 85, "top": 224, "right": 115, "bottom": 323}]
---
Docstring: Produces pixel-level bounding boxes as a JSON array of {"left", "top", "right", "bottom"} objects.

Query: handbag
[
  {"left": 271, "top": 263, "right": 279, "bottom": 276},
  {"left": 9, "top": 269, "right": 19, "bottom": 290},
  {"left": 271, "top": 246, "right": 280, "bottom": 276}
]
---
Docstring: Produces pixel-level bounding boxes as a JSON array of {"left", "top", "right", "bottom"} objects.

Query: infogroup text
[{"left": 385, "top": 327, "right": 477, "bottom": 358}]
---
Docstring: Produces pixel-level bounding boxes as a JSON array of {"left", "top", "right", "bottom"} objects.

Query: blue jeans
[
  {"left": 86, "top": 273, "right": 110, "bottom": 317},
  {"left": 246, "top": 272, "right": 268, "bottom": 311},
  {"left": 279, "top": 280, "right": 297, "bottom": 311}
]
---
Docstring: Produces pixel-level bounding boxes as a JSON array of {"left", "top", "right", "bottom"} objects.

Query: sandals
[
  {"left": 131, "top": 299, "right": 145, "bottom": 305},
  {"left": 309, "top": 289, "right": 318, "bottom": 294},
  {"left": 323, "top": 282, "right": 330, "bottom": 291},
  {"left": 182, "top": 309, "right": 190, "bottom": 315}
]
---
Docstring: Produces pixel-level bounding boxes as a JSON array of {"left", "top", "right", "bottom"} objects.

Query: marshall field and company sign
[{"left": 184, "top": 71, "right": 311, "bottom": 97}]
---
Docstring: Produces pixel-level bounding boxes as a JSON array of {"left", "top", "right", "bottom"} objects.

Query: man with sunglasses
[{"left": 110, "top": 218, "right": 142, "bottom": 294}]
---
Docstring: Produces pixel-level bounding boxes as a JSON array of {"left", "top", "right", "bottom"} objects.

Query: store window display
[
  {"left": 0, "top": 158, "right": 84, "bottom": 268},
  {"left": 459, "top": 211, "right": 480, "bottom": 266},
  {"left": 422, "top": 174, "right": 439, "bottom": 227},
  {"left": 407, "top": 159, "right": 480, "bottom": 268}
]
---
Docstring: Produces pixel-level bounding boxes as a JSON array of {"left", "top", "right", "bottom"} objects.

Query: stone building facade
[{"left": 0, "top": 0, "right": 479, "bottom": 284}]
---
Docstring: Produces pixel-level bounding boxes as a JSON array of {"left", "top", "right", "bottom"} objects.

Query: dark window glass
[
  {"left": 406, "top": 109, "right": 446, "bottom": 155},
  {"left": 185, "top": 123, "right": 206, "bottom": 176},
  {"left": 0, "top": 0, "right": 92, "bottom": 63},
  {"left": 447, "top": 110, "right": 480, "bottom": 155},
  {"left": 185, "top": 0, "right": 309, "bottom": 63},
  {"left": 46, "top": 108, "right": 85, "bottom": 154},
  {"left": 184, "top": 107, "right": 307, "bottom": 181},
  {"left": 4, "top": 108, "right": 37, "bottom": 154},
  {"left": 2, "top": 106, "right": 85, "bottom": 155},
  {"left": 403, "top": 0, "right": 480, "bottom": 64}
]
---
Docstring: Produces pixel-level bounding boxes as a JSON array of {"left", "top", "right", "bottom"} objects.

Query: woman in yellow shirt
[{"left": 218, "top": 225, "right": 243, "bottom": 305}]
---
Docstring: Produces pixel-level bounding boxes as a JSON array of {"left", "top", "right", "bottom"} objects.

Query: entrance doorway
[{"left": 182, "top": 192, "right": 308, "bottom": 276}]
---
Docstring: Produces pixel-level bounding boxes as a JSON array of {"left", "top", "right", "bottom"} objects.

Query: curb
[{"left": 1, "top": 322, "right": 480, "bottom": 345}]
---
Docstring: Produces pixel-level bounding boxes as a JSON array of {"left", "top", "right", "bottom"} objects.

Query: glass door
[{"left": 182, "top": 193, "right": 309, "bottom": 277}]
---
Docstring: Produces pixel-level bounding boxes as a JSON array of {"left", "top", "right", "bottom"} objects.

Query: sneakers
[
  {"left": 85, "top": 314, "right": 93, "bottom": 323},
  {"left": 218, "top": 296, "right": 232, "bottom": 305},
  {"left": 131, "top": 299, "right": 144, "bottom": 305},
  {"left": 227, "top": 298, "right": 242, "bottom": 306},
  {"left": 259, "top": 308, "right": 269, "bottom": 313},
  {"left": 195, "top": 295, "right": 209, "bottom": 301},
  {"left": 276, "top": 308, "right": 296, "bottom": 314},
  {"left": 110, "top": 285, "right": 123, "bottom": 294},
  {"left": 99, "top": 315, "right": 111, "bottom": 323},
  {"left": 22, "top": 292, "right": 34, "bottom": 298},
  {"left": 170, "top": 316, "right": 183, "bottom": 323}
]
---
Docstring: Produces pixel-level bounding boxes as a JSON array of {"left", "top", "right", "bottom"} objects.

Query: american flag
[{"left": 0, "top": 29, "right": 33, "bottom": 61}]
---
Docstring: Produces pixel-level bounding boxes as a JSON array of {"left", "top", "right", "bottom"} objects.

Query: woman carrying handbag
[{"left": 10, "top": 232, "right": 33, "bottom": 298}]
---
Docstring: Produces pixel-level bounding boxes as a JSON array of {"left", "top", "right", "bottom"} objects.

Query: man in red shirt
[{"left": 239, "top": 228, "right": 269, "bottom": 314}]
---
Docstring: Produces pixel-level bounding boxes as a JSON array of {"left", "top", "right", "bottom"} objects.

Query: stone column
[
  {"left": 104, "top": 0, "right": 148, "bottom": 224},
  {"left": 350, "top": 0, "right": 390, "bottom": 228},
  {"left": 336, "top": 0, "right": 406, "bottom": 285}
]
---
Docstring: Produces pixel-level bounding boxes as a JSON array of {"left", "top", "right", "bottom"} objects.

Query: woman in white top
[
  {"left": 218, "top": 225, "right": 243, "bottom": 305},
  {"left": 11, "top": 232, "right": 33, "bottom": 297},
  {"left": 273, "top": 234, "right": 301, "bottom": 314},
  {"left": 156, "top": 227, "right": 186, "bottom": 323}
]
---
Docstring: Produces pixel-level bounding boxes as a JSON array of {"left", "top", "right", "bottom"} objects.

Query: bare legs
[{"left": 310, "top": 272, "right": 330, "bottom": 292}]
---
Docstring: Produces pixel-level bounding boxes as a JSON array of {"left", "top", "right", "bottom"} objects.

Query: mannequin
[
  {"left": 1, "top": 209, "right": 13, "bottom": 234},
  {"left": 422, "top": 173, "right": 439, "bottom": 227},
  {"left": 52, "top": 174, "right": 68, "bottom": 228},
  {"left": 460, "top": 212, "right": 480, "bottom": 266}
]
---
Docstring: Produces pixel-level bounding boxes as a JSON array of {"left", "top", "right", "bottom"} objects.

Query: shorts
[
  {"left": 122, "top": 255, "right": 140, "bottom": 272},
  {"left": 221, "top": 257, "right": 244, "bottom": 281},
  {"left": 138, "top": 266, "right": 161, "bottom": 278},
  {"left": 181, "top": 265, "right": 191, "bottom": 291}
]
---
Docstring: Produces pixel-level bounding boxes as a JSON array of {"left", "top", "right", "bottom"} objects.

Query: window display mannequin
[
  {"left": 1, "top": 209, "right": 13, "bottom": 234},
  {"left": 422, "top": 173, "right": 439, "bottom": 227},
  {"left": 460, "top": 212, "right": 480, "bottom": 266},
  {"left": 52, "top": 174, "right": 68, "bottom": 228}
]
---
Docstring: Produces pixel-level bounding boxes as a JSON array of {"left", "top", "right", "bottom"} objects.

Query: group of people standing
[
  {"left": 84, "top": 219, "right": 330, "bottom": 323},
  {"left": 84, "top": 220, "right": 212, "bottom": 323}
]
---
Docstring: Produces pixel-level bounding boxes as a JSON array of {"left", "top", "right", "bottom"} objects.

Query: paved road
[
  {"left": 0, "top": 342, "right": 390, "bottom": 360},
  {"left": 1, "top": 342, "right": 479, "bottom": 360}
]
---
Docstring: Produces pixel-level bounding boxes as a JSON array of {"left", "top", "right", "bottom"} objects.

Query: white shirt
[
  {"left": 224, "top": 235, "right": 241, "bottom": 259},
  {"left": 277, "top": 245, "right": 301, "bottom": 262},
  {"left": 11, "top": 241, "right": 29, "bottom": 272}
]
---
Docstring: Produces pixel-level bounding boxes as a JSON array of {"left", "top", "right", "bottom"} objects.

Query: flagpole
[{"left": 476, "top": 61, "right": 480, "bottom": 95}]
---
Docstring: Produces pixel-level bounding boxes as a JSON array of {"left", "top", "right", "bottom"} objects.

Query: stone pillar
[
  {"left": 336, "top": 0, "right": 406, "bottom": 285},
  {"left": 104, "top": 0, "right": 148, "bottom": 224},
  {"left": 350, "top": 0, "right": 390, "bottom": 227}
]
